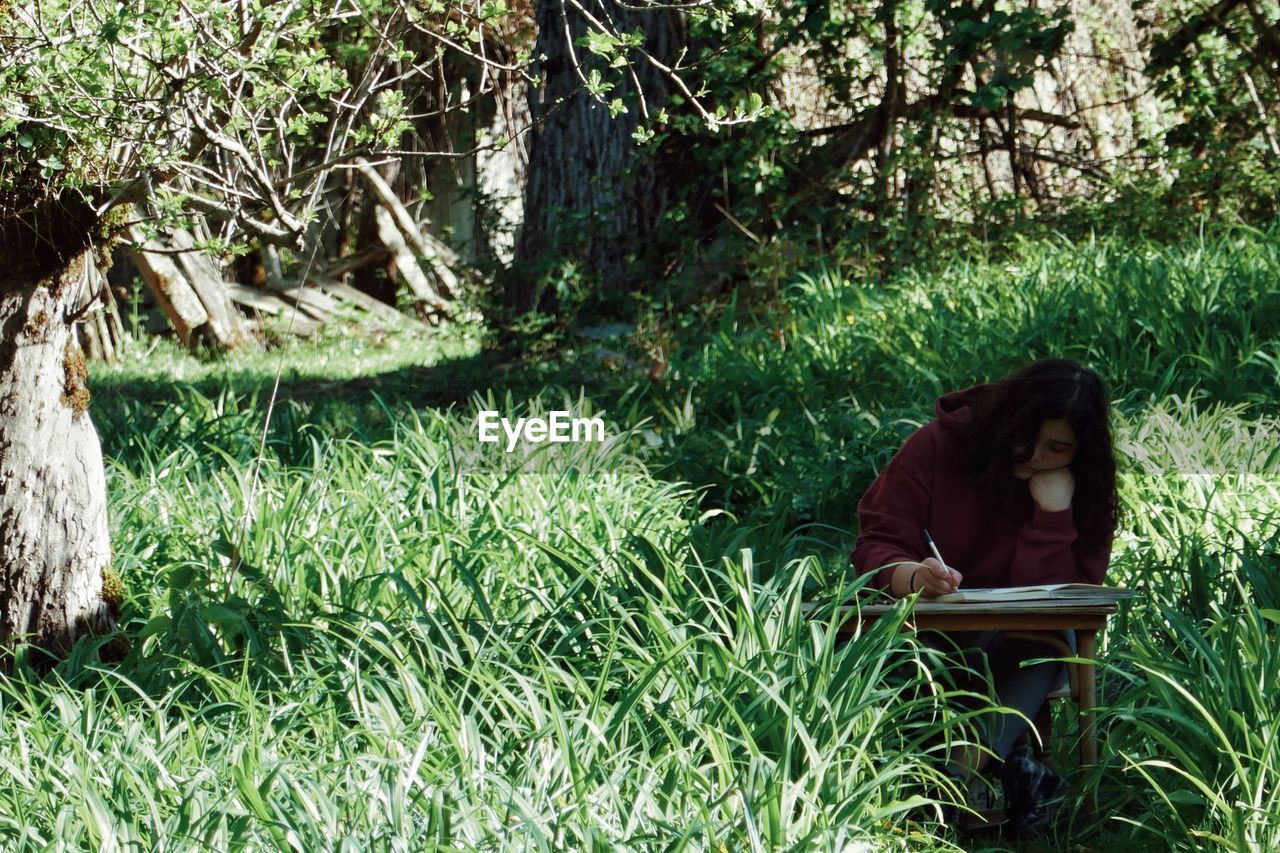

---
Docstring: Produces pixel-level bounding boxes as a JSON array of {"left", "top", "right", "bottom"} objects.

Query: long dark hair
[{"left": 961, "top": 358, "right": 1118, "bottom": 556}]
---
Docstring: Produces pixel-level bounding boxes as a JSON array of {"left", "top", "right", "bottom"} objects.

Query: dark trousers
[{"left": 922, "top": 630, "right": 1073, "bottom": 762}]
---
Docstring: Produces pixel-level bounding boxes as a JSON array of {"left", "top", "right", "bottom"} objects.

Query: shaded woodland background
[{"left": 8, "top": 0, "right": 1275, "bottom": 355}]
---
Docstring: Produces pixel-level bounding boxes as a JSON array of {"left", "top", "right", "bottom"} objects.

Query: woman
[{"left": 850, "top": 357, "right": 1118, "bottom": 829}]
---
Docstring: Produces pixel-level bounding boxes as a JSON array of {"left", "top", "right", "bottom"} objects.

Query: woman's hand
[
  {"left": 1028, "top": 467, "right": 1075, "bottom": 512},
  {"left": 911, "top": 557, "right": 962, "bottom": 597}
]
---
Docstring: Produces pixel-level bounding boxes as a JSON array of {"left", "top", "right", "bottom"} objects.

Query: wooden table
[{"left": 835, "top": 600, "right": 1116, "bottom": 813}]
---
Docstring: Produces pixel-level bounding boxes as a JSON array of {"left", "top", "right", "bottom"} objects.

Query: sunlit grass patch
[
  {"left": 37, "top": 223, "right": 1280, "bottom": 849},
  {"left": 2, "top": 395, "right": 974, "bottom": 848}
]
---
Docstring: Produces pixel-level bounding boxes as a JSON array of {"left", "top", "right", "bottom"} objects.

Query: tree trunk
[
  {"left": 0, "top": 248, "right": 115, "bottom": 656},
  {"left": 510, "top": 0, "right": 686, "bottom": 314}
]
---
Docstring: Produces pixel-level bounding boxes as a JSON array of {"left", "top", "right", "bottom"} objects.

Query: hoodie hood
[{"left": 934, "top": 383, "right": 990, "bottom": 436}]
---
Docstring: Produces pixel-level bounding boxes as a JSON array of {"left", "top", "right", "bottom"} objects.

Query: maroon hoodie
[{"left": 850, "top": 384, "right": 1112, "bottom": 592}]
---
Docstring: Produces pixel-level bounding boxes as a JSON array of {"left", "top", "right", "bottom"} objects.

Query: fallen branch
[
  {"left": 355, "top": 158, "right": 461, "bottom": 302},
  {"left": 373, "top": 204, "right": 451, "bottom": 321}
]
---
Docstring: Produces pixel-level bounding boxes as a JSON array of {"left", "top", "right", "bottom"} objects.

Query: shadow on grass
[
  {"left": 90, "top": 344, "right": 660, "bottom": 469},
  {"left": 93, "top": 347, "right": 510, "bottom": 407}
]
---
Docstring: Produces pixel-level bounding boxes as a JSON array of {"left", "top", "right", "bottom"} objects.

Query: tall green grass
[
  {"left": 19, "top": 222, "right": 1273, "bottom": 849},
  {"left": 1099, "top": 532, "right": 1280, "bottom": 852},
  {"left": 4, "top": 398, "right": 978, "bottom": 849}
]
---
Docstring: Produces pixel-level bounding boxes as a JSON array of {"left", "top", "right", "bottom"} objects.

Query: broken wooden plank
[
  {"left": 169, "top": 226, "right": 251, "bottom": 350},
  {"left": 307, "top": 278, "right": 412, "bottom": 325},
  {"left": 254, "top": 311, "right": 322, "bottom": 337},
  {"left": 225, "top": 282, "right": 291, "bottom": 316},
  {"left": 356, "top": 159, "right": 460, "bottom": 302},
  {"left": 127, "top": 223, "right": 211, "bottom": 347},
  {"left": 372, "top": 205, "right": 451, "bottom": 317},
  {"left": 229, "top": 280, "right": 339, "bottom": 325},
  {"left": 271, "top": 284, "right": 342, "bottom": 322},
  {"left": 321, "top": 247, "right": 391, "bottom": 281}
]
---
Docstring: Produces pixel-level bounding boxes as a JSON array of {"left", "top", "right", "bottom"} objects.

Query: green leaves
[
  {"left": 98, "top": 14, "right": 124, "bottom": 44},
  {"left": 0, "top": 0, "right": 412, "bottom": 249},
  {"left": 37, "top": 156, "right": 65, "bottom": 180},
  {"left": 585, "top": 67, "right": 613, "bottom": 100},
  {"left": 1106, "top": 592, "right": 1280, "bottom": 850}
]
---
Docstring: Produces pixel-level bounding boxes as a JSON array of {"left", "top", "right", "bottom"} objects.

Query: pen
[
  {"left": 922, "top": 529, "right": 959, "bottom": 589},
  {"left": 922, "top": 529, "right": 947, "bottom": 567}
]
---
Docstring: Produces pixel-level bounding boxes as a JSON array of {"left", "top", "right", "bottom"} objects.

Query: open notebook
[{"left": 931, "top": 583, "right": 1137, "bottom": 604}]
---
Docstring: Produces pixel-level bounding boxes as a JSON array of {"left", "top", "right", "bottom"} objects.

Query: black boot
[{"left": 1000, "top": 747, "right": 1071, "bottom": 834}]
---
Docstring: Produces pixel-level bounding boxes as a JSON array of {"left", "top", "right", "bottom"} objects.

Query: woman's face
[{"left": 1011, "top": 417, "right": 1078, "bottom": 480}]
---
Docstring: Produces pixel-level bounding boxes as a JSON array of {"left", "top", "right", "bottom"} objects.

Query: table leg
[{"left": 1078, "top": 629, "right": 1098, "bottom": 814}]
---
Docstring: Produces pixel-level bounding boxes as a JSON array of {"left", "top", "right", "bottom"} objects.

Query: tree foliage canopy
[
  {"left": 2, "top": 0, "right": 431, "bottom": 261},
  {"left": 3, "top": 0, "right": 1276, "bottom": 313}
]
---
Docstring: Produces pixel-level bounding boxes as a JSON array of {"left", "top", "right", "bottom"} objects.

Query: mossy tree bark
[
  {"left": 0, "top": 201, "right": 116, "bottom": 656},
  {"left": 509, "top": 0, "right": 687, "bottom": 315}
]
